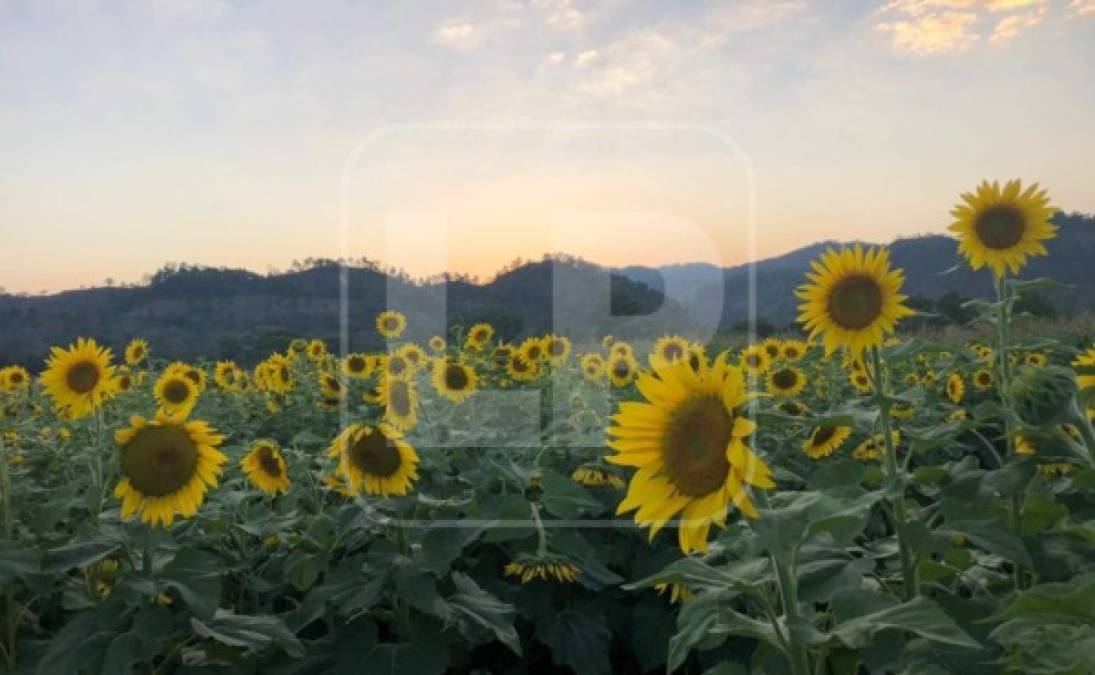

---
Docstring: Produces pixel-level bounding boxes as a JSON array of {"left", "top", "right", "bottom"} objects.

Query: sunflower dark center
[
  {"left": 383, "top": 317, "right": 399, "bottom": 330},
  {"left": 811, "top": 426, "right": 837, "bottom": 446},
  {"left": 765, "top": 345, "right": 780, "bottom": 358},
  {"left": 279, "top": 366, "right": 290, "bottom": 382},
  {"left": 117, "top": 375, "right": 132, "bottom": 390},
  {"left": 977, "top": 372, "right": 991, "bottom": 385},
  {"left": 257, "top": 446, "right": 282, "bottom": 478},
  {"left": 527, "top": 345, "right": 542, "bottom": 360},
  {"left": 132, "top": 346, "right": 144, "bottom": 358},
  {"left": 185, "top": 370, "right": 201, "bottom": 385},
  {"left": 661, "top": 395, "right": 732, "bottom": 497},
  {"left": 785, "top": 347, "right": 800, "bottom": 359},
  {"left": 162, "top": 379, "right": 190, "bottom": 404},
  {"left": 975, "top": 206, "right": 1025, "bottom": 250},
  {"left": 121, "top": 425, "right": 199, "bottom": 497},
  {"left": 10, "top": 372, "right": 24, "bottom": 384},
  {"left": 612, "top": 360, "right": 631, "bottom": 378},
  {"left": 66, "top": 361, "right": 101, "bottom": 394},
  {"left": 772, "top": 369, "right": 798, "bottom": 390},
  {"left": 663, "top": 343, "right": 684, "bottom": 361},
  {"left": 828, "top": 275, "right": 883, "bottom": 330},
  {"left": 746, "top": 354, "right": 761, "bottom": 367},
  {"left": 348, "top": 429, "right": 401, "bottom": 477},
  {"left": 348, "top": 356, "right": 366, "bottom": 372},
  {"left": 388, "top": 357, "right": 407, "bottom": 376},
  {"left": 511, "top": 357, "right": 529, "bottom": 373},
  {"left": 444, "top": 364, "right": 469, "bottom": 390},
  {"left": 388, "top": 381, "right": 411, "bottom": 417}
]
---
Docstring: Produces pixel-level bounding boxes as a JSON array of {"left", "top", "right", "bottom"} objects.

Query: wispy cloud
[
  {"left": 433, "top": 21, "right": 480, "bottom": 50},
  {"left": 875, "top": 0, "right": 1058, "bottom": 54}
]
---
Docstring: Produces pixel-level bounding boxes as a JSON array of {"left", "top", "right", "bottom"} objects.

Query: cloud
[
  {"left": 1071, "top": 0, "right": 1095, "bottom": 16},
  {"left": 574, "top": 49, "right": 599, "bottom": 67},
  {"left": 531, "top": 0, "right": 584, "bottom": 30},
  {"left": 876, "top": 0, "right": 1052, "bottom": 54},
  {"left": 433, "top": 21, "right": 479, "bottom": 50}
]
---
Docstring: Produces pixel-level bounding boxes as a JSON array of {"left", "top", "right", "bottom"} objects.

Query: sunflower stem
[
  {"left": 869, "top": 346, "right": 918, "bottom": 600},
  {"left": 530, "top": 502, "right": 549, "bottom": 556},
  {"left": 0, "top": 434, "right": 18, "bottom": 671},
  {"left": 773, "top": 555, "right": 810, "bottom": 675}
]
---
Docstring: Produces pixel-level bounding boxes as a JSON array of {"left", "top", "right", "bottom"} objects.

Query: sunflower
[
  {"left": 429, "top": 335, "right": 447, "bottom": 352},
  {"left": 1015, "top": 434, "right": 1035, "bottom": 455},
  {"left": 382, "top": 353, "right": 411, "bottom": 379},
  {"left": 318, "top": 372, "right": 345, "bottom": 400},
  {"left": 124, "top": 339, "right": 149, "bottom": 366},
  {"left": 849, "top": 371, "right": 873, "bottom": 394},
  {"left": 259, "top": 354, "right": 294, "bottom": 394},
  {"left": 504, "top": 553, "right": 579, "bottom": 584},
  {"left": 41, "top": 338, "right": 116, "bottom": 419},
  {"left": 686, "top": 345, "right": 707, "bottom": 373},
  {"left": 945, "top": 372, "right": 965, "bottom": 404},
  {"left": 852, "top": 431, "right": 901, "bottom": 462},
  {"left": 491, "top": 344, "right": 514, "bottom": 369},
  {"left": 949, "top": 179, "right": 1057, "bottom": 277},
  {"left": 890, "top": 402, "right": 914, "bottom": 420},
  {"left": 166, "top": 362, "right": 207, "bottom": 392},
  {"left": 432, "top": 359, "right": 478, "bottom": 403},
  {"left": 379, "top": 374, "right": 418, "bottom": 431},
  {"left": 154, "top": 371, "right": 200, "bottom": 417},
  {"left": 241, "top": 440, "right": 290, "bottom": 496},
  {"left": 519, "top": 336, "right": 546, "bottom": 363},
  {"left": 507, "top": 354, "right": 540, "bottom": 382},
  {"left": 972, "top": 368, "right": 994, "bottom": 391},
  {"left": 607, "top": 354, "right": 639, "bottom": 388},
  {"left": 465, "top": 323, "right": 494, "bottom": 351},
  {"left": 650, "top": 335, "right": 690, "bottom": 369},
  {"left": 306, "top": 339, "right": 327, "bottom": 361},
  {"left": 113, "top": 412, "right": 226, "bottom": 527},
  {"left": 328, "top": 423, "right": 419, "bottom": 497},
  {"left": 655, "top": 582, "right": 695, "bottom": 604},
  {"left": 602, "top": 335, "right": 615, "bottom": 348},
  {"left": 397, "top": 343, "right": 427, "bottom": 370},
  {"left": 545, "top": 335, "right": 572, "bottom": 363},
  {"left": 766, "top": 367, "right": 806, "bottom": 398},
  {"left": 571, "top": 464, "right": 625, "bottom": 488},
  {"left": 112, "top": 371, "right": 134, "bottom": 394},
  {"left": 797, "top": 246, "right": 913, "bottom": 357},
  {"left": 739, "top": 345, "right": 771, "bottom": 375},
  {"left": 1025, "top": 352, "right": 1047, "bottom": 367},
  {"left": 803, "top": 425, "right": 852, "bottom": 459},
  {"left": 781, "top": 340, "right": 807, "bottom": 361},
  {"left": 213, "top": 361, "right": 241, "bottom": 391},
  {"left": 610, "top": 341, "right": 634, "bottom": 360},
  {"left": 778, "top": 400, "right": 808, "bottom": 416},
  {"left": 1073, "top": 347, "right": 1095, "bottom": 391},
  {"left": 376, "top": 310, "right": 407, "bottom": 339},
  {"left": 607, "top": 359, "right": 773, "bottom": 554},
  {"left": 0, "top": 366, "right": 30, "bottom": 391},
  {"left": 341, "top": 353, "right": 375, "bottom": 379},
  {"left": 580, "top": 353, "right": 605, "bottom": 381},
  {"left": 761, "top": 338, "right": 782, "bottom": 361}
]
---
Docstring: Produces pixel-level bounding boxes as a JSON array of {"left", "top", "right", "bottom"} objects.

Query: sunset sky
[{"left": 2, "top": 0, "right": 1094, "bottom": 294}]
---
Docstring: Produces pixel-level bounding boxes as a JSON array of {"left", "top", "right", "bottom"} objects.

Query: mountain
[
  {"left": 619, "top": 212, "right": 1095, "bottom": 329},
  {"left": 0, "top": 257, "right": 692, "bottom": 368}
]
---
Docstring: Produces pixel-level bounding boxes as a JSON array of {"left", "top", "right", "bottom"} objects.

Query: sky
[{"left": 1, "top": 0, "right": 1094, "bottom": 294}]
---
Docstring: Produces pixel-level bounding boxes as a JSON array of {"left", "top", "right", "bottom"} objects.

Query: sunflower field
[{"left": 2, "top": 180, "right": 1095, "bottom": 675}]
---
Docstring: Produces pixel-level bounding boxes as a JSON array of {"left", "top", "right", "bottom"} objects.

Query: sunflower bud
[{"left": 1006, "top": 365, "right": 1077, "bottom": 427}]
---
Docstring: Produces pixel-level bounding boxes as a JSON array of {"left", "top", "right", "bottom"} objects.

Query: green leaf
[
  {"left": 942, "top": 518, "right": 1033, "bottom": 568},
  {"left": 537, "top": 611, "right": 612, "bottom": 675},
  {"left": 34, "top": 611, "right": 114, "bottom": 675},
  {"left": 191, "top": 609, "right": 305, "bottom": 658},
  {"left": 446, "top": 572, "right": 521, "bottom": 655},
  {"left": 539, "top": 469, "right": 603, "bottom": 519},
  {"left": 363, "top": 642, "right": 448, "bottom": 675},
  {"left": 40, "top": 536, "right": 120, "bottom": 573},
  {"left": 669, "top": 591, "right": 783, "bottom": 672},
  {"left": 415, "top": 521, "right": 495, "bottom": 575},
  {"left": 990, "top": 572, "right": 1095, "bottom": 624},
  {"left": 627, "top": 556, "right": 769, "bottom": 595},
  {"left": 163, "top": 548, "right": 222, "bottom": 620},
  {"left": 753, "top": 490, "right": 880, "bottom": 564},
  {"left": 0, "top": 540, "right": 41, "bottom": 584},
  {"left": 828, "top": 591, "right": 979, "bottom": 650}
]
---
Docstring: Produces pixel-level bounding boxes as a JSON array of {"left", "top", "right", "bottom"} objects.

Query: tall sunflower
[
  {"left": 739, "top": 345, "right": 771, "bottom": 375},
  {"left": 154, "top": 371, "right": 199, "bottom": 417},
  {"left": 607, "top": 359, "right": 773, "bottom": 554},
  {"left": 241, "top": 440, "right": 290, "bottom": 496},
  {"left": 214, "top": 361, "right": 241, "bottom": 391},
  {"left": 949, "top": 179, "right": 1057, "bottom": 277},
  {"left": 429, "top": 335, "right": 446, "bottom": 352},
  {"left": 114, "top": 412, "right": 226, "bottom": 527},
  {"left": 379, "top": 374, "right": 418, "bottom": 431},
  {"left": 607, "top": 354, "right": 639, "bottom": 388},
  {"left": 767, "top": 367, "right": 807, "bottom": 398},
  {"left": 465, "top": 323, "right": 494, "bottom": 351},
  {"left": 306, "top": 339, "right": 327, "bottom": 361},
  {"left": 545, "top": 335, "right": 572, "bottom": 363},
  {"left": 796, "top": 245, "right": 913, "bottom": 357},
  {"left": 341, "top": 353, "right": 375, "bottom": 379},
  {"left": 125, "top": 339, "right": 149, "bottom": 367},
  {"left": 376, "top": 310, "right": 407, "bottom": 339},
  {"left": 432, "top": 359, "right": 478, "bottom": 403},
  {"left": 41, "top": 338, "right": 116, "bottom": 419},
  {"left": 328, "top": 423, "right": 419, "bottom": 497}
]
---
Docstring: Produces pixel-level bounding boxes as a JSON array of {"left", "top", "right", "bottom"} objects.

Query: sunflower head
[
  {"left": 949, "top": 179, "right": 1057, "bottom": 278},
  {"left": 125, "top": 339, "right": 149, "bottom": 366},
  {"left": 973, "top": 368, "right": 994, "bottom": 391},
  {"left": 154, "top": 372, "right": 199, "bottom": 417},
  {"left": 607, "top": 355, "right": 638, "bottom": 388},
  {"left": 328, "top": 423, "right": 419, "bottom": 497},
  {"left": 803, "top": 425, "right": 852, "bottom": 459},
  {"left": 1, "top": 366, "right": 30, "bottom": 391},
  {"left": 342, "top": 353, "right": 375, "bottom": 379},
  {"left": 465, "top": 323, "right": 495, "bottom": 350},
  {"left": 41, "top": 338, "right": 117, "bottom": 419},
  {"left": 607, "top": 359, "right": 773, "bottom": 554},
  {"left": 429, "top": 335, "right": 447, "bottom": 352},
  {"left": 580, "top": 353, "right": 605, "bottom": 380},
  {"left": 781, "top": 340, "right": 807, "bottom": 361},
  {"left": 241, "top": 440, "right": 290, "bottom": 496},
  {"left": 545, "top": 335, "right": 572, "bottom": 362},
  {"left": 380, "top": 374, "right": 418, "bottom": 431},
  {"left": 432, "top": 359, "right": 478, "bottom": 403},
  {"left": 946, "top": 372, "right": 965, "bottom": 404},
  {"left": 651, "top": 335, "right": 690, "bottom": 369},
  {"left": 507, "top": 354, "right": 540, "bottom": 382},
  {"left": 740, "top": 345, "right": 771, "bottom": 374},
  {"left": 504, "top": 553, "right": 580, "bottom": 584},
  {"left": 113, "top": 412, "right": 226, "bottom": 527},
  {"left": 376, "top": 310, "right": 407, "bottom": 339},
  {"left": 767, "top": 367, "right": 806, "bottom": 398}
]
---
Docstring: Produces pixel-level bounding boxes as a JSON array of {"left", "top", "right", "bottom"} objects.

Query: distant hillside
[
  {"left": 0, "top": 256, "right": 692, "bottom": 368},
  {"left": 620, "top": 213, "right": 1095, "bottom": 330}
]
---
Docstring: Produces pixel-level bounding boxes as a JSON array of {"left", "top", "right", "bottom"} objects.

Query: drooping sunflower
[
  {"left": 465, "top": 323, "right": 494, "bottom": 351},
  {"left": 802, "top": 425, "right": 852, "bottom": 459},
  {"left": 766, "top": 367, "right": 807, "bottom": 398},
  {"left": 571, "top": 464, "right": 625, "bottom": 488},
  {"left": 607, "top": 354, "right": 639, "bottom": 388},
  {"left": 796, "top": 245, "right": 913, "bottom": 357},
  {"left": 946, "top": 372, "right": 965, "bottom": 404},
  {"left": 289, "top": 338, "right": 308, "bottom": 355},
  {"left": 972, "top": 368, "right": 994, "bottom": 391},
  {"left": 432, "top": 359, "right": 478, "bottom": 403},
  {"left": 124, "top": 339, "right": 149, "bottom": 366},
  {"left": 949, "top": 179, "right": 1057, "bottom": 277},
  {"left": 41, "top": 338, "right": 117, "bottom": 419},
  {"left": 113, "top": 412, "right": 226, "bottom": 527},
  {"left": 1073, "top": 347, "right": 1095, "bottom": 391},
  {"left": 328, "top": 423, "right": 419, "bottom": 497},
  {"left": 507, "top": 354, "right": 540, "bottom": 382},
  {"left": 505, "top": 553, "right": 580, "bottom": 584},
  {"left": 376, "top": 310, "right": 407, "bottom": 339},
  {"left": 780, "top": 339, "right": 808, "bottom": 361},
  {"left": 778, "top": 400, "right": 809, "bottom": 416},
  {"left": 545, "top": 335, "right": 572, "bottom": 363},
  {"left": 739, "top": 345, "right": 771, "bottom": 375},
  {"left": 607, "top": 359, "right": 773, "bottom": 554},
  {"left": 154, "top": 371, "right": 200, "bottom": 417},
  {"left": 341, "top": 353, "right": 375, "bottom": 379},
  {"left": 580, "top": 353, "right": 605, "bottom": 381},
  {"left": 241, "top": 440, "right": 290, "bottom": 496},
  {"left": 379, "top": 374, "right": 418, "bottom": 430},
  {"left": 650, "top": 335, "right": 690, "bottom": 369},
  {"left": 259, "top": 354, "right": 294, "bottom": 394}
]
